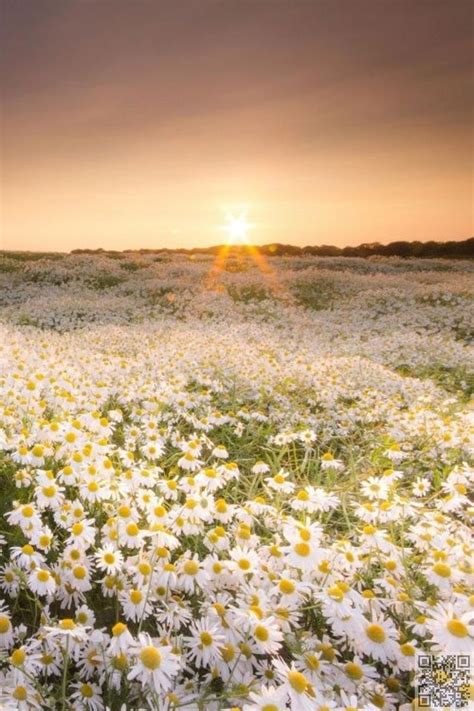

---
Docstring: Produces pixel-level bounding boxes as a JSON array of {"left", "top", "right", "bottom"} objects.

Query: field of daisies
[{"left": 0, "top": 249, "right": 472, "bottom": 711}]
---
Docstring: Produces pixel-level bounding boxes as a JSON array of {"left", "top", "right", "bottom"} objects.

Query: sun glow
[
  {"left": 224, "top": 211, "right": 253, "bottom": 244},
  {"left": 205, "top": 208, "right": 287, "bottom": 299}
]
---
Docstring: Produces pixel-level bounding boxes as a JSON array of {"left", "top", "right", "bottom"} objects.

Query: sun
[{"left": 224, "top": 211, "right": 252, "bottom": 244}]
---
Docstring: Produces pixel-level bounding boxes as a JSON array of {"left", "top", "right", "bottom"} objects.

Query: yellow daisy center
[
  {"left": 254, "top": 625, "right": 269, "bottom": 642},
  {"left": 0, "top": 615, "right": 11, "bottom": 634},
  {"left": 130, "top": 590, "right": 143, "bottom": 604},
  {"left": 279, "top": 579, "right": 295, "bottom": 595},
  {"left": 447, "top": 619, "right": 468, "bottom": 638},
  {"left": 80, "top": 684, "right": 94, "bottom": 698},
  {"left": 345, "top": 661, "right": 363, "bottom": 680},
  {"left": 288, "top": 670, "right": 308, "bottom": 694},
  {"left": 10, "top": 648, "right": 26, "bottom": 666},
  {"left": 140, "top": 646, "right": 162, "bottom": 669},
  {"left": 294, "top": 542, "right": 310, "bottom": 557},
  {"left": 59, "top": 619, "right": 76, "bottom": 630},
  {"left": 13, "top": 686, "right": 28, "bottom": 701},
  {"left": 112, "top": 622, "right": 128, "bottom": 637},
  {"left": 183, "top": 560, "right": 199, "bottom": 575},
  {"left": 433, "top": 563, "right": 451, "bottom": 578},
  {"left": 366, "top": 624, "right": 386, "bottom": 643}
]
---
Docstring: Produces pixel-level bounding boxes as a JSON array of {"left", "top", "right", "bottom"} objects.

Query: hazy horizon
[
  {"left": 1, "top": 234, "right": 473, "bottom": 255},
  {"left": 1, "top": 0, "right": 473, "bottom": 252}
]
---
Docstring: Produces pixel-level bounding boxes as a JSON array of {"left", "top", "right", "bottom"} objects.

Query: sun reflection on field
[{"left": 205, "top": 210, "right": 286, "bottom": 296}]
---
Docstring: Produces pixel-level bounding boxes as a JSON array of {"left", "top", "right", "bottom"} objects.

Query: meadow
[{"left": 0, "top": 250, "right": 472, "bottom": 710}]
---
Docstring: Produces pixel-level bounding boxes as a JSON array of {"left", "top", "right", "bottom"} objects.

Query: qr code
[{"left": 416, "top": 654, "right": 472, "bottom": 709}]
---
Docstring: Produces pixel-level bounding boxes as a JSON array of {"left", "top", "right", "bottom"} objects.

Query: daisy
[
  {"left": 11, "top": 444, "right": 34, "bottom": 466},
  {"left": 14, "top": 468, "right": 33, "bottom": 488},
  {"left": 0, "top": 681, "right": 43, "bottom": 710},
  {"left": 184, "top": 617, "right": 224, "bottom": 668},
  {"left": 384, "top": 446, "right": 406, "bottom": 463},
  {"left": 178, "top": 555, "right": 209, "bottom": 593},
  {"left": 340, "top": 655, "right": 378, "bottom": 689},
  {"left": 94, "top": 547, "right": 124, "bottom": 575},
  {"left": 30, "top": 527, "right": 54, "bottom": 553},
  {"left": 67, "top": 564, "right": 93, "bottom": 593},
  {"left": 320, "top": 453, "right": 344, "bottom": 472},
  {"left": 228, "top": 546, "right": 260, "bottom": 577},
  {"left": 155, "top": 597, "right": 193, "bottom": 629},
  {"left": 213, "top": 497, "right": 236, "bottom": 524},
  {"left": 426, "top": 603, "right": 474, "bottom": 654},
  {"left": 294, "top": 649, "right": 330, "bottom": 688},
  {"left": 108, "top": 621, "right": 135, "bottom": 655},
  {"left": 155, "top": 560, "right": 178, "bottom": 591},
  {"left": 282, "top": 539, "right": 320, "bottom": 572},
  {"left": 273, "top": 657, "right": 316, "bottom": 711},
  {"left": 66, "top": 519, "right": 96, "bottom": 549},
  {"left": 120, "top": 588, "right": 151, "bottom": 622},
  {"left": 320, "top": 584, "right": 357, "bottom": 630},
  {"left": 395, "top": 639, "right": 421, "bottom": 672},
  {"left": 243, "top": 684, "right": 287, "bottom": 711},
  {"left": 75, "top": 630, "right": 106, "bottom": 679},
  {"left": 266, "top": 469, "right": 295, "bottom": 494},
  {"left": 0, "top": 605, "right": 15, "bottom": 649},
  {"left": 74, "top": 606, "right": 96, "bottom": 629},
  {"left": 147, "top": 502, "right": 170, "bottom": 527},
  {"left": 0, "top": 566, "right": 21, "bottom": 596},
  {"left": 272, "top": 575, "right": 312, "bottom": 606},
  {"left": 412, "top": 477, "right": 431, "bottom": 497},
  {"left": 218, "top": 461, "right": 240, "bottom": 482},
  {"left": 424, "top": 560, "right": 459, "bottom": 592},
  {"left": 131, "top": 557, "right": 156, "bottom": 587},
  {"left": 38, "top": 645, "right": 62, "bottom": 676},
  {"left": 248, "top": 615, "right": 284, "bottom": 655},
  {"left": 196, "top": 467, "right": 226, "bottom": 492},
  {"left": 79, "top": 477, "right": 109, "bottom": 504},
  {"left": 10, "top": 544, "right": 44, "bottom": 570},
  {"left": 142, "top": 441, "right": 165, "bottom": 459},
  {"left": 273, "top": 604, "right": 301, "bottom": 634},
  {"left": 298, "top": 429, "right": 317, "bottom": 445},
  {"left": 28, "top": 568, "right": 57, "bottom": 597},
  {"left": 128, "top": 633, "right": 181, "bottom": 694},
  {"left": 69, "top": 680, "right": 104, "bottom": 711},
  {"left": 204, "top": 551, "right": 231, "bottom": 580},
  {"left": 355, "top": 615, "right": 399, "bottom": 664},
  {"left": 205, "top": 526, "right": 230, "bottom": 553},
  {"left": 35, "top": 479, "right": 64, "bottom": 509},
  {"left": 212, "top": 444, "right": 228, "bottom": 459},
  {"left": 282, "top": 520, "right": 323, "bottom": 545},
  {"left": 43, "top": 618, "right": 90, "bottom": 648},
  {"left": 251, "top": 461, "right": 270, "bottom": 475},
  {"left": 6, "top": 503, "right": 42, "bottom": 534},
  {"left": 335, "top": 690, "right": 377, "bottom": 711},
  {"left": 361, "top": 476, "right": 389, "bottom": 501},
  {"left": 178, "top": 451, "right": 202, "bottom": 472},
  {"left": 119, "top": 521, "right": 144, "bottom": 548},
  {"left": 115, "top": 503, "right": 138, "bottom": 524}
]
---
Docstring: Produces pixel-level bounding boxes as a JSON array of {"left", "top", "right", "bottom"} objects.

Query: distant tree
[{"left": 67, "top": 237, "right": 474, "bottom": 260}]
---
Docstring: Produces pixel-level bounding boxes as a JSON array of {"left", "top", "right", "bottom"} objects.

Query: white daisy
[{"left": 128, "top": 633, "right": 181, "bottom": 694}]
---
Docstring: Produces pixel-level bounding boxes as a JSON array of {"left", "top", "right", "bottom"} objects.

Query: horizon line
[{"left": 2, "top": 235, "right": 473, "bottom": 256}]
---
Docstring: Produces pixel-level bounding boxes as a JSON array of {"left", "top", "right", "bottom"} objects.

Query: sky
[{"left": 1, "top": 0, "right": 473, "bottom": 252}]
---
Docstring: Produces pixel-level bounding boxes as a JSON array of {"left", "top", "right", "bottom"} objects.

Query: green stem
[{"left": 60, "top": 636, "right": 70, "bottom": 711}]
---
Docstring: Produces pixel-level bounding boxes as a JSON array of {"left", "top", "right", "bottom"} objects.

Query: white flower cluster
[{"left": 0, "top": 252, "right": 472, "bottom": 710}]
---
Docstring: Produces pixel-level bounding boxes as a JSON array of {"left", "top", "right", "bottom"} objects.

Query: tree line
[{"left": 71, "top": 237, "right": 474, "bottom": 259}]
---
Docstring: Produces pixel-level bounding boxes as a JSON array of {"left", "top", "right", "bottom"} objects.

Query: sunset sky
[{"left": 1, "top": 0, "right": 472, "bottom": 252}]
